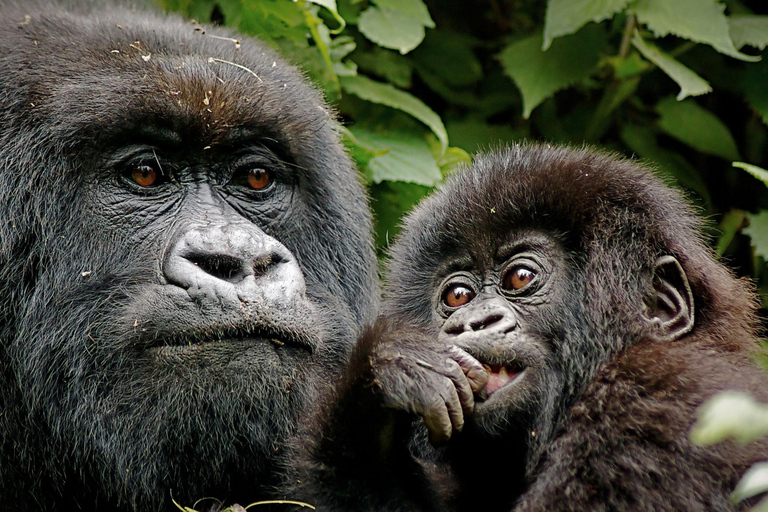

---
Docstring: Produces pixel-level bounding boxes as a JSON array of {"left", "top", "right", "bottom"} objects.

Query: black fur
[
  {"left": 0, "top": 1, "right": 377, "bottom": 510},
  {"left": 295, "top": 144, "right": 768, "bottom": 511}
]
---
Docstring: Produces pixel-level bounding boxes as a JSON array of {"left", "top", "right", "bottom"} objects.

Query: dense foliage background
[
  {"left": 159, "top": 0, "right": 768, "bottom": 297},
  {"left": 156, "top": 1, "right": 768, "bottom": 507}
]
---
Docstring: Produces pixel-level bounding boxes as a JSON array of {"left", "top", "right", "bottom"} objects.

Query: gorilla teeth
[{"left": 482, "top": 362, "right": 523, "bottom": 395}]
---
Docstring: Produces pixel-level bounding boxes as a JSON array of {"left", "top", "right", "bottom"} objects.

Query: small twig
[
  {"left": 206, "top": 34, "right": 241, "bottom": 49},
  {"left": 207, "top": 57, "right": 262, "bottom": 82}
]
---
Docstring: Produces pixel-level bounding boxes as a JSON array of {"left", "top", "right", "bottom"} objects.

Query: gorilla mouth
[
  {"left": 482, "top": 362, "right": 525, "bottom": 396},
  {"left": 144, "top": 325, "right": 317, "bottom": 355}
]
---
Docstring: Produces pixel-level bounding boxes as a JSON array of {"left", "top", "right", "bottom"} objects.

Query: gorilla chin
[{"left": 0, "top": 2, "right": 377, "bottom": 511}]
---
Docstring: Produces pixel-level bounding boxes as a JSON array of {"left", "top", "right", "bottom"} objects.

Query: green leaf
[
  {"left": 734, "top": 162, "right": 768, "bottom": 187},
  {"left": 357, "top": 0, "right": 434, "bottom": 54},
  {"left": 729, "top": 15, "right": 768, "bottom": 50},
  {"left": 340, "top": 75, "right": 448, "bottom": 150},
  {"left": 716, "top": 210, "right": 747, "bottom": 255},
  {"left": 349, "top": 126, "right": 442, "bottom": 185},
  {"left": 631, "top": 0, "right": 760, "bottom": 62},
  {"left": 732, "top": 463, "right": 768, "bottom": 504},
  {"left": 690, "top": 390, "right": 768, "bottom": 446},
  {"left": 498, "top": 24, "right": 607, "bottom": 118},
  {"left": 543, "top": 0, "right": 630, "bottom": 50},
  {"left": 745, "top": 210, "right": 768, "bottom": 261},
  {"left": 632, "top": 33, "right": 711, "bottom": 100},
  {"left": 656, "top": 97, "right": 740, "bottom": 160},
  {"left": 374, "top": 0, "right": 434, "bottom": 28}
]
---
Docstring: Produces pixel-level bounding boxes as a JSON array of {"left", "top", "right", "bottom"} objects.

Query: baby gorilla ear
[{"left": 644, "top": 255, "right": 695, "bottom": 341}]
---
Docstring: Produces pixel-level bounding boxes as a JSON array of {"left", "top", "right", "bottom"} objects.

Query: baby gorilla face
[{"left": 433, "top": 233, "right": 568, "bottom": 433}]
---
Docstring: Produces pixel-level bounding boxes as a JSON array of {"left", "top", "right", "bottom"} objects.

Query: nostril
[
  {"left": 444, "top": 324, "right": 465, "bottom": 336},
  {"left": 186, "top": 254, "right": 245, "bottom": 283},
  {"left": 470, "top": 314, "right": 503, "bottom": 331},
  {"left": 252, "top": 253, "right": 282, "bottom": 277}
]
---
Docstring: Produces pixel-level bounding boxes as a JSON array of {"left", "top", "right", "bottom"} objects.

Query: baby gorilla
[{"left": 294, "top": 144, "right": 768, "bottom": 511}]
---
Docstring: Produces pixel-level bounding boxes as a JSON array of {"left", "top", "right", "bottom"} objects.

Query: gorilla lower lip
[{"left": 483, "top": 363, "right": 523, "bottom": 395}]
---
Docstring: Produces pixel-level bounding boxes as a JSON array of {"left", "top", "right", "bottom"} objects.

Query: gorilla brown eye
[
  {"left": 443, "top": 284, "right": 475, "bottom": 308},
  {"left": 131, "top": 165, "right": 158, "bottom": 187},
  {"left": 247, "top": 169, "right": 271, "bottom": 190},
  {"left": 502, "top": 266, "right": 535, "bottom": 291}
]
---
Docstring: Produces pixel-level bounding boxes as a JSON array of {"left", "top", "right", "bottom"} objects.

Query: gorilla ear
[{"left": 644, "top": 256, "right": 695, "bottom": 341}]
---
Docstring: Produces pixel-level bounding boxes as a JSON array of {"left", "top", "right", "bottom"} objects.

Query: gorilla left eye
[
  {"left": 233, "top": 168, "right": 273, "bottom": 191},
  {"left": 502, "top": 266, "right": 536, "bottom": 291}
]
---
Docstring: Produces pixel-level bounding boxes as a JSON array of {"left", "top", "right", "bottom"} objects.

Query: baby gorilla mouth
[{"left": 482, "top": 362, "right": 524, "bottom": 395}]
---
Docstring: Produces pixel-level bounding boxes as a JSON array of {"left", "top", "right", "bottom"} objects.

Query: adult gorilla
[
  {"left": 296, "top": 144, "right": 768, "bottom": 511},
  {"left": 0, "top": 1, "right": 377, "bottom": 510}
]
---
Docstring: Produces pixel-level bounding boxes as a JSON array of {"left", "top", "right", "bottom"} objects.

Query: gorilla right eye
[{"left": 442, "top": 284, "right": 476, "bottom": 308}]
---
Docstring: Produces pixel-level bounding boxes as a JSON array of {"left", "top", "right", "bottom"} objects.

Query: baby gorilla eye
[
  {"left": 442, "top": 284, "right": 476, "bottom": 308},
  {"left": 502, "top": 266, "right": 536, "bottom": 291}
]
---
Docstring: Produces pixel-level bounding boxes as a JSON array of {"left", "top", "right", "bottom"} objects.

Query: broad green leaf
[
  {"left": 716, "top": 210, "right": 747, "bottom": 255},
  {"left": 374, "top": 0, "right": 434, "bottom": 28},
  {"left": 543, "top": 0, "right": 630, "bottom": 50},
  {"left": 690, "top": 391, "right": 768, "bottom": 446},
  {"left": 357, "top": 0, "right": 433, "bottom": 54},
  {"left": 734, "top": 162, "right": 768, "bottom": 187},
  {"left": 350, "top": 126, "right": 442, "bottom": 185},
  {"left": 729, "top": 15, "right": 768, "bottom": 50},
  {"left": 498, "top": 24, "right": 607, "bottom": 118},
  {"left": 732, "top": 463, "right": 768, "bottom": 503},
  {"left": 744, "top": 58, "right": 768, "bottom": 126},
  {"left": 656, "top": 97, "right": 740, "bottom": 160},
  {"left": 632, "top": 33, "right": 711, "bottom": 100},
  {"left": 745, "top": 210, "right": 768, "bottom": 261},
  {"left": 620, "top": 124, "right": 710, "bottom": 202},
  {"left": 340, "top": 75, "right": 448, "bottom": 150},
  {"left": 631, "top": 0, "right": 760, "bottom": 62}
]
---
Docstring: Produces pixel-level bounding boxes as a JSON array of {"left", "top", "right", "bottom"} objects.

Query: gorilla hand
[{"left": 370, "top": 324, "right": 488, "bottom": 444}]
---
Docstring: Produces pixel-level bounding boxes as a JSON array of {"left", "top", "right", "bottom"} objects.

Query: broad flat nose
[{"left": 163, "top": 222, "right": 305, "bottom": 300}]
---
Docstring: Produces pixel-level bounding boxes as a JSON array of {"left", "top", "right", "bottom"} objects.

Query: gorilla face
[
  {"left": 434, "top": 233, "right": 569, "bottom": 438},
  {"left": 0, "top": 3, "right": 377, "bottom": 509}
]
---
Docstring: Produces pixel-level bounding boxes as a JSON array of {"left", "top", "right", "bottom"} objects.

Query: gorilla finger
[
  {"left": 423, "top": 405, "right": 453, "bottom": 445},
  {"left": 442, "top": 360, "right": 475, "bottom": 414},
  {"left": 441, "top": 380, "right": 465, "bottom": 433},
  {"left": 448, "top": 345, "right": 489, "bottom": 392}
]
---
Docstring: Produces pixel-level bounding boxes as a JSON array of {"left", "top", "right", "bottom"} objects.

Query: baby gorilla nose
[{"left": 441, "top": 295, "right": 518, "bottom": 343}]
